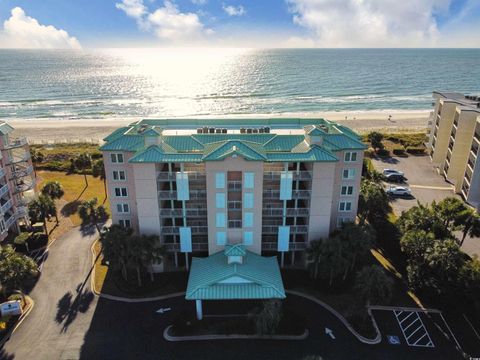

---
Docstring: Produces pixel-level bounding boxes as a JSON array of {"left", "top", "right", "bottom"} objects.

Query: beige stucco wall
[
  {"left": 103, "top": 151, "right": 140, "bottom": 232},
  {"left": 205, "top": 156, "right": 264, "bottom": 255},
  {"left": 133, "top": 163, "right": 160, "bottom": 235},
  {"left": 431, "top": 100, "right": 458, "bottom": 166},
  {"left": 445, "top": 110, "right": 479, "bottom": 191},
  {"left": 328, "top": 150, "right": 364, "bottom": 232}
]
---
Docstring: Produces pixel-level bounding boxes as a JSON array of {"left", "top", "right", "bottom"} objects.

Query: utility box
[{"left": 0, "top": 300, "right": 23, "bottom": 317}]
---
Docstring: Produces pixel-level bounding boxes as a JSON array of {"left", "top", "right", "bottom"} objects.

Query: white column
[{"left": 196, "top": 300, "right": 203, "bottom": 320}]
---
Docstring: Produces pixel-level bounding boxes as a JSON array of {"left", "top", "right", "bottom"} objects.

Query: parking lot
[{"left": 371, "top": 155, "right": 480, "bottom": 256}]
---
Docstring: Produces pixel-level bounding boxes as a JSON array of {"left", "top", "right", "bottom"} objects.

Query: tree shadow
[
  {"left": 55, "top": 288, "right": 94, "bottom": 333},
  {"left": 61, "top": 200, "right": 81, "bottom": 217},
  {"left": 79, "top": 223, "right": 97, "bottom": 237},
  {"left": 0, "top": 349, "right": 15, "bottom": 360}
]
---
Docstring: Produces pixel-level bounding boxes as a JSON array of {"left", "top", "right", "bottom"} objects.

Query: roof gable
[{"left": 202, "top": 140, "right": 267, "bottom": 161}]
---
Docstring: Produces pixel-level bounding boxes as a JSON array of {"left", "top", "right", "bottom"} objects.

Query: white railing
[
  {"left": 0, "top": 168, "right": 5, "bottom": 178},
  {"left": 261, "top": 242, "right": 307, "bottom": 251},
  {"left": 158, "top": 190, "right": 177, "bottom": 199},
  {"left": 0, "top": 184, "right": 9, "bottom": 197},
  {"left": 15, "top": 206, "right": 28, "bottom": 219},
  {"left": 11, "top": 165, "right": 34, "bottom": 179},
  {"left": 5, "top": 215, "right": 16, "bottom": 228},
  {"left": 1, "top": 199, "right": 13, "bottom": 214},
  {"left": 227, "top": 181, "right": 242, "bottom": 191},
  {"left": 4, "top": 138, "right": 27, "bottom": 149},
  {"left": 263, "top": 171, "right": 312, "bottom": 181},
  {"left": 8, "top": 151, "right": 31, "bottom": 164}
]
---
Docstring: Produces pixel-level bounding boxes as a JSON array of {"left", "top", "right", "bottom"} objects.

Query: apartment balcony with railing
[
  {"left": 160, "top": 226, "right": 208, "bottom": 235},
  {"left": 157, "top": 170, "right": 206, "bottom": 182},
  {"left": 0, "top": 183, "right": 9, "bottom": 198},
  {"left": 474, "top": 130, "right": 480, "bottom": 144},
  {"left": 163, "top": 242, "right": 208, "bottom": 252},
  {"left": 0, "top": 168, "right": 5, "bottom": 179},
  {"left": 10, "top": 164, "right": 34, "bottom": 180},
  {"left": 262, "top": 242, "right": 307, "bottom": 251},
  {"left": 262, "top": 225, "right": 308, "bottom": 234},
  {"left": 3, "top": 137, "right": 27, "bottom": 150},
  {"left": 228, "top": 220, "right": 242, "bottom": 228},
  {"left": 159, "top": 208, "right": 208, "bottom": 217},
  {"left": 0, "top": 199, "right": 13, "bottom": 214},
  {"left": 14, "top": 178, "right": 36, "bottom": 194},
  {"left": 471, "top": 142, "right": 479, "bottom": 158},
  {"left": 263, "top": 171, "right": 312, "bottom": 181},
  {"left": 227, "top": 180, "right": 242, "bottom": 192},
  {"left": 227, "top": 201, "right": 242, "bottom": 211},
  {"left": 262, "top": 207, "right": 310, "bottom": 217},
  {"left": 467, "top": 154, "right": 476, "bottom": 172}
]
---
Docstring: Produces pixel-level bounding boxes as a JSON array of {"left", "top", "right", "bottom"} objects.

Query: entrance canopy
[{"left": 186, "top": 244, "right": 286, "bottom": 301}]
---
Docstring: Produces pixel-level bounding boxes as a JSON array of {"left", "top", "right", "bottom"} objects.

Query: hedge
[{"left": 406, "top": 146, "right": 425, "bottom": 155}]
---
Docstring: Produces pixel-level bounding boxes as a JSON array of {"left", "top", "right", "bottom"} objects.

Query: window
[
  {"left": 344, "top": 152, "right": 358, "bottom": 162},
  {"left": 119, "top": 219, "right": 131, "bottom": 228},
  {"left": 116, "top": 203, "right": 130, "bottom": 213},
  {"left": 112, "top": 170, "right": 126, "bottom": 181},
  {"left": 216, "top": 231, "right": 226, "bottom": 246},
  {"left": 216, "top": 193, "right": 225, "bottom": 208},
  {"left": 110, "top": 153, "right": 124, "bottom": 163},
  {"left": 216, "top": 212, "right": 226, "bottom": 227},
  {"left": 337, "top": 217, "right": 351, "bottom": 228},
  {"left": 243, "top": 231, "right": 253, "bottom": 246},
  {"left": 215, "top": 172, "right": 225, "bottom": 189},
  {"left": 339, "top": 201, "right": 352, "bottom": 212},
  {"left": 342, "top": 169, "right": 356, "bottom": 180},
  {"left": 244, "top": 172, "right": 255, "bottom": 189},
  {"left": 341, "top": 185, "right": 354, "bottom": 196},
  {"left": 244, "top": 193, "right": 254, "bottom": 209},
  {"left": 244, "top": 212, "right": 254, "bottom": 227},
  {"left": 114, "top": 187, "right": 128, "bottom": 197}
]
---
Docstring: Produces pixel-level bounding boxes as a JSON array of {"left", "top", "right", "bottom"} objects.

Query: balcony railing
[
  {"left": 263, "top": 171, "right": 312, "bottom": 181},
  {"left": 0, "top": 184, "right": 9, "bottom": 197},
  {"left": 14, "top": 179, "right": 35, "bottom": 194},
  {"left": 4, "top": 138, "right": 27, "bottom": 150},
  {"left": 263, "top": 190, "right": 280, "bottom": 199},
  {"left": 15, "top": 206, "right": 28, "bottom": 219},
  {"left": 157, "top": 172, "right": 176, "bottom": 181},
  {"left": 160, "top": 226, "right": 208, "bottom": 235},
  {"left": 474, "top": 131, "right": 480, "bottom": 144},
  {"left": 261, "top": 242, "right": 307, "bottom": 251},
  {"left": 163, "top": 242, "right": 208, "bottom": 252},
  {"left": 262, "top": 225, "right": 308, "bottom": 234},
  {"left": 292, "top": 190, "right": 311, "bottom": 199},
  {"left": 10, "top": 165, "right": 34, "bottom": 179},
  {"left": 262, "top": 207, "right": 310, "bottom": 217},
  {"left": 0, "top": 168, "right": 5, "bottom": 179},
  {"left": 5, "top": 215, "right": 16, "bottom": 229},
  {"left": 190, "top": 190, "right": 207, "bottom": 200},
  {"left": 158, "top": 190, "right": 177, "bottom": 199},
  {"left": 159, "top": 209, "right": 183, "bottom": 217},
  {"left": 0, "top": 199, "right": 13, "bottom": 214},
  {"left": 7, "top": 152, "right": 31, "bottom": 165}
]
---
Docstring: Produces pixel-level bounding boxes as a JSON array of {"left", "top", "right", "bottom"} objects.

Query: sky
[{"left": 0, "top": 0, "right": 479, "bottom": 48}]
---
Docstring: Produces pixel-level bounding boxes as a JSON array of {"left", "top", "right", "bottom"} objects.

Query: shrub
[
  {"left": 406, "top": 146, "right": 425, "bottom": 155},
  {"left": 14, "top": 232, "right": 33, "bottom": 252},
  {"left": 376, "top": 148, "right": 390, "bottom": 157},
  {"left": 392, "top": 145, "right": 406, "bottom": 156},
  {"left": 364, "top": 149, "right": 376, "bottom": 158}
]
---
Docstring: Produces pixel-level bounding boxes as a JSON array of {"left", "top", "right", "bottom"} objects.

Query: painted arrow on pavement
[
  {"left": 325, "top": 327, "right": 336, "bottom": 340},
  {"left": 156, "top": 307, "right": 171, "bottom": 314}
]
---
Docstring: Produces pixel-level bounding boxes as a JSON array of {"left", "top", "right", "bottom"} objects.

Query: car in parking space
[
  {"left": 385, "top": 173, "right": 405, "bottom": 183},
  {"left": 383, "top": 168, "right": 404, "bottom": 177},
  {"left": 386, "top": 186, "right": 412, "bottom": 197}
]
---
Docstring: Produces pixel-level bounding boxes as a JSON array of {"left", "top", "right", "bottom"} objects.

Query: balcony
[
  {"left": 262, "top": 208, "right": 284, "bottom": 217},
  {"left": 261, "top": 242, "right": 307, "bottom": 251},
  {"left": 160, "top": 226, "right": 207, "bottom": 235},
  {"left": 163, "top": 242, "right": 208, "bottom": 252},
  {"left": 4, "top": 138, "right": 27, "bottom": 150},
  {"left": 262, "top": 225, "right": 308, "bottom": 234},
  {"left": 0, "top": 168, "right": 5, "bottom": 179},
  {"left": 15, "top": 206, "right": 28, "bottom": 219},
  {"left": 159, "top": 209, "right": 183, "bottom": 217},
  {"left": 262, "top": 208, "right": 310, "bottom": 217},
  {"left": 157, "top": 172, "right": 176, "bottom": 181},
  {"left": 158, "top": 190, "right": 177, "bottom": 199},
  {"left": 227, "top": 201, "right": 242, "bottom": 211},
  {"left": 0, "top": 184, "right": 9, "bottom": 197},
  {"left": 263, "top": 190, "right": 280, "bottom": 199},
  {"left": 14, "top": 179, "right": 36, "bottom": 194},
  {"left": 474, "top": 131, "right": 480, "bottom": 144},
  {"left": 292, "top": 190, "right": 311, "bottom": 199},
  {"left": 10, "top": 165, "right": 34, "bottom": 179},
  {"left": 1, "top": 199, "right": 13, "bottom": 214},
  {"left": 5, "top": 215, "right": 16, "bottom": 229},
  {"left": 471, "top": 144, "right": 479, "bottom": 158},
  {"left": 228, "top": 220, "right": 242, "bottom": 228},
  {"left": 190, "top": 190, "right": 206, "bottom": 200},
  {"left": 7, "top": 152, "right": 31, "bottom": 165},
  {"left": 263, "top": 171, "right": 312, "bottom": 181}
]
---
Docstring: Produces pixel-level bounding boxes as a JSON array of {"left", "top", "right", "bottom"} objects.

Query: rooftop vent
[
  {"left": 319, "top": 125, "right": 329, "bottom": 133},
  {"left": 222, "top": 128, "right": 227, "bottom": 134},
  {"left": 215, "top": 128, "right": 222, "bottom": 134},
  {"left": 197, "top": 128, "right": 203, "bottom": 134}
]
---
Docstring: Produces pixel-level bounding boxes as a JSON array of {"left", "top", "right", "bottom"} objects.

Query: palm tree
[
  {"left": 74, "top": 153, "right": 92, "bottom": 187},
  {"left": 455, "top": 209, "right": 480, "bottom": 246},
  {"left": 354, "top": 265, "right": 393, "bottom": 307},
  {"left": 92, "top": 159, "right": 107, "bottom": 201},
  {"left": 41, "top": 181, "right": 64, "bottom": 224},
  {"left": 336, "top": 222, "right": 375, "bottom": 272},
  {"left": 0, "top": 245, "right": 38, "bottom": 296},
  {"left": 28, "top": 195, "right": 56, "bottom": 235},
  {"left": 100, "top": 225, "right": 131, "bottom": 281},
  {"left": 78, "top": 198, "right": 108, "bottom": 232},
  {"left": 128, "top": 234, "right": 165, "bottom": 286}
]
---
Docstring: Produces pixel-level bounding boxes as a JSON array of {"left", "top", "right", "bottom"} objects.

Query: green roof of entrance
[
  {"left": 186, "top": 249, "right": 286, "bottom": 301},
  {"left": 100, "top": 118, "right": 366, "bottom": 163}
]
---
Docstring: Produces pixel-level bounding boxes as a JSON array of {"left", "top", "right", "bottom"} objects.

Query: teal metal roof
[
  {"left": 224, "top": 244, "right": 247, "bottom": 256},
  {"left": 101, "top": 118, "right": 365, "bottom": 163},
  {"left": 0, "top": 122, "right": 14, "bottom": 135},
  {"left": 186, "top": 249, "right": 286, "bottom": 300}
]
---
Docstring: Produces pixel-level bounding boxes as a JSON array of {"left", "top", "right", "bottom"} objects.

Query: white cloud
[
  {"left": 223, "top": 4, "right": 246, "bottom": 17},
  {"left": 286, "top": 0, "right": 453, "bottom": 47},
  {"left": 191, "top": 0, "right": 208, "bottom": 5},
  {"left": 116, "top": 0, "right": 212, "bottom": 43},
  {"left": 0, "top": 7, "right": 81, "bottom": 49}
]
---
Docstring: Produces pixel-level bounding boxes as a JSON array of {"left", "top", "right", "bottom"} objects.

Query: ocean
[{"left": 0, "top": 48, "right": 478, "bottom": 122}]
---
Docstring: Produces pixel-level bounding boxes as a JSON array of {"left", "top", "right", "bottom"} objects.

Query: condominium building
[
  {"left": 0, "top": 122, "right": 35, "bottom": 242},
  {"left": 427, "top": 92, "right": 480, "bottom": 210},
  {"left": 101, "top": 118, "right": 365, "bottom": 270}
]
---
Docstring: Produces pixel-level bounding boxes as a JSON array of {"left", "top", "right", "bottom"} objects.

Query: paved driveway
[{"left": 371, "top": 155, "right": 479, "bottom": 256}]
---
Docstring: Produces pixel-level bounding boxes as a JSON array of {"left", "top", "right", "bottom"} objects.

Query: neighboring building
[
  {"left": 0, "top": 122, "right": 35, "bottom": 242},
  {"left": 427, "top": 92, "right": 480, "bottom": 210},
  {"left": 100, "top": 118, "right": 366, "bottom": 269}
]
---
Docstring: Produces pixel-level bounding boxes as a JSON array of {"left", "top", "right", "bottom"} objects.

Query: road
[{"left": 2, "top": 227, "right": 99, "bottom": 359}]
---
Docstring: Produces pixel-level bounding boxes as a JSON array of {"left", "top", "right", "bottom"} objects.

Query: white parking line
[{"left": 394, "top": 310, "right": 435, "bottom": 348}]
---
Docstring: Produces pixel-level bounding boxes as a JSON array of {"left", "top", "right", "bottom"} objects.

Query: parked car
[
  {"left": 386, "top": 186, "right": 412, "bottom": 197},
  {"left": 383, "top": 169, "right": 404, "bottom": 176},
  {"left": 385, "top": 173, "right": 405, "bottom": 183}
]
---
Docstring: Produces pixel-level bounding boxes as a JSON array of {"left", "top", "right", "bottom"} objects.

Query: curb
[
  {"left": 0, "top": 295, "right": 35, "bottom": 348},
  {"left": 286, "top": 290, "right": 382, "bottom": 345},
  {"left": 163, "top": 325, "right": 309, "bottom": 342},
  {"left": 90, "top": 239, "right": 186, "bottom": 303}
]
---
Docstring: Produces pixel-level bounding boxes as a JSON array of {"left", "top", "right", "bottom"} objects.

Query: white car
[
  {"left": 383, "top": 169, "right": 404, "bottom": 176},
  {"left": 386, "top": 186, "right": 411, "bottom": 197}
]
